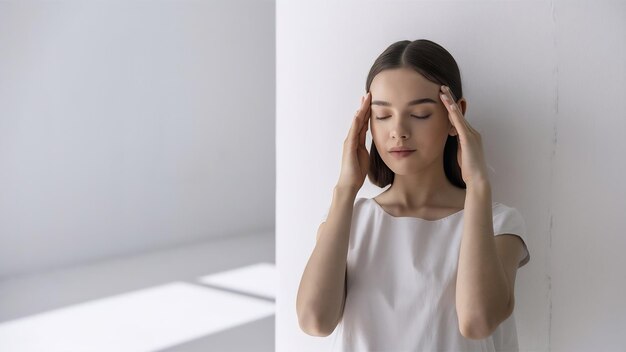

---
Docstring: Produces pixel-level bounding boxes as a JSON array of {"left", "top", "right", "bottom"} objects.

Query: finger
[
  {"left": 349, "top": 93, "right": 370, "bottom": 146},
  {"left": 348, "top": 104, "right": 362, "bottom": 139},
  {"left": 439, "top": 90, "right": 460, "bottom": 129},
  {"left": 359, "top": 105, "right": 370, "bottom": 147},
  {"left": 358, "top": 93, "right": 371, "bottom": 146},
  {"left": 442, "top": 86, "right": 472, "bottom": 130},
  {"left": 440, "top": 86, "right": 470, "bottom": 136},
  {"left": 357, "top": 92, "right": 370, "bottom": 129},
  {"left": 360, "top": 92, "right": 370, "bottom": 121}
]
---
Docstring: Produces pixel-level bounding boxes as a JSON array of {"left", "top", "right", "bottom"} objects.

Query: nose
[{"left": 391, "top": 127, "right": 410, "bottom": 140}]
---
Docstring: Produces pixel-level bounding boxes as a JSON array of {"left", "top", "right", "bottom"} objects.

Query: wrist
[
  {"left": 333, "top": 185, "right": 359, "bottom": 200},
  {"left": 466, "top": 178, "right": 491, "bottom": 194}
]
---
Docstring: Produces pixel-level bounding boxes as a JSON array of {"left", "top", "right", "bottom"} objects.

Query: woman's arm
[
  {"left": 296, "top": 186, "right": 355, "bottom": 336},
  {"left": 455, "top": 181, "right": 512, "bottom": 339}
]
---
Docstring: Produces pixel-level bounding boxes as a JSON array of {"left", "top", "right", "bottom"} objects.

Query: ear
[{"left": 458, "top": 98, "right": 467, "bottom": 115}]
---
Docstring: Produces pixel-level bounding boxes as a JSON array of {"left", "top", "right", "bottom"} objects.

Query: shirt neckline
[{"left": 369, "top": 197, "right": 465, "bottom": 223}]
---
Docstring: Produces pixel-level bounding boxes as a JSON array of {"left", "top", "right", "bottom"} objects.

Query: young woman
[{"left": 296, "top": 39, "right": 530, "bottom": 352}]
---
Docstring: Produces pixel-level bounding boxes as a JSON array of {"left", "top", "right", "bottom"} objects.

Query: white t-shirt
[{"left": 319, "top": 197, "right": 530, "bottom": 352}]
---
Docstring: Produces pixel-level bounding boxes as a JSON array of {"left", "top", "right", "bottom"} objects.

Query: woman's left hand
[{"left": 439, "top": 85, "right": 490, "bottom": 187}]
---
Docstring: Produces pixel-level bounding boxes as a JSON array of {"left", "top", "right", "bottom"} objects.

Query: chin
[
  {"left": 387, "top": 158, "right": 435, "bottom": 174},
  {"left": 386, "top": 163, "right": 418, "bottom": 175}
]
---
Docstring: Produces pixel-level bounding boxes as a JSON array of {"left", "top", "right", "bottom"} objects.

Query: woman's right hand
[{"left": 336, "top": 92, "right": 372, "bottom": 193}]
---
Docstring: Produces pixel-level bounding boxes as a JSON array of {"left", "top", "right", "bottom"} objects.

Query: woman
[{"left": 296, "top": 39, "right": 530, "bottom": 352}]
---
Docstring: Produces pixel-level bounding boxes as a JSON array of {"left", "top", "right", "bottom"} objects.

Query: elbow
[
  {"left": 459, "top": 317, "right": 494, "bottom": 340},
  {"left": 296, "top": 300, "right": 336, "bottom": 337},
  {"left": 459, "top": 306, "right": 512, "bottom": 340},
  {"left": 297, "top": 295, "right": 325, "bottom": 336},
  {"left": 297, "top": 312, "right": 334, "bottom": 337}
]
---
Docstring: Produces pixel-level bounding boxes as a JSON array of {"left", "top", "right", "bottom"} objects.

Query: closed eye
[{"left": 375, "top": 114, "right": 431, "bottom": 120}]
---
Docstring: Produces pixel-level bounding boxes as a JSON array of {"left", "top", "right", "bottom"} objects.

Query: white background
[{"left": 277, "top": 1, "right": 625, "bottom": 351}]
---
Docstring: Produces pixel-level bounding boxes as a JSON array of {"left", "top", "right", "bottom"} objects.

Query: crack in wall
[{"left": 548, "top": 0, "right": 559, "bottom": 351}]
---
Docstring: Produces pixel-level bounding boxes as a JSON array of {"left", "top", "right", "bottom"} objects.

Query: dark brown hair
[{"left": 365, "top": 39, "right": 465, "bottom": 189}]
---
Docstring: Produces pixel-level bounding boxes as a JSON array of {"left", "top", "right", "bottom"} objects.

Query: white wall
[
  {"left": 277, "top": 1, "right": 625, "bottom": 351},
  {"left": 0, "top": 0, "right": 275, "bottom": 279},
  {"left": 550, "top": 2, "right": 626, "bottom": 351}
]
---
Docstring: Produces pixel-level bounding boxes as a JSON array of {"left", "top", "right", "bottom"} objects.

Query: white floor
[{"left": 0, "top": 231, "right": 275, "bottom": 352}]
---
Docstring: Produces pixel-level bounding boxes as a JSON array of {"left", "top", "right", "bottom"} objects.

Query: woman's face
[{"left": 369, "top": 67, "right": 455, "bottom": 175}]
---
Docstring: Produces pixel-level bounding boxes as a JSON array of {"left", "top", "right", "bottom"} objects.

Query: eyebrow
[{"left": 371, "top": 98, "right": 437, "bottom": 107}]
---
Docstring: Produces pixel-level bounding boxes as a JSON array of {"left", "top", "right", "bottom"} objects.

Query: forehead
[{"left": 370, "top": 68, "right": 439, "bottom": 103}]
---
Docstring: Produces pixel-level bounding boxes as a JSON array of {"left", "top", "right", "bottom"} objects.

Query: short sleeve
[{"left": 493, "top": 204, "right": 530, "bottom": 268}]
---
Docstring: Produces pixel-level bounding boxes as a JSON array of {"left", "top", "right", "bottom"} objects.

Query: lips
[
  {"left": 389, "top": 147, "right": 416, "bottom": 152},
  {"left": 389, "top": 150, "right": 415, "bottom": 158}
]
